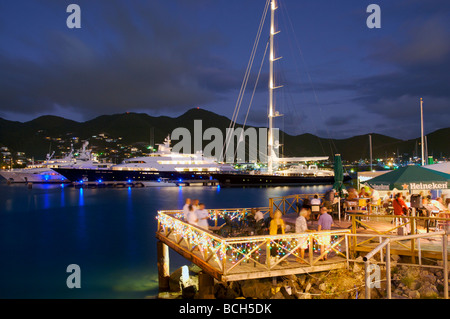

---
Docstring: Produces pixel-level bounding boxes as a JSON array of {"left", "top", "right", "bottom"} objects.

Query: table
[{"left": 345, "top": 210, "right": 368, "bottom": 229}]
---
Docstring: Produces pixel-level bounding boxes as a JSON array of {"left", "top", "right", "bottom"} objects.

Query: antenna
[{"left": 420, "top": 98, "right": 424, "bottom": 166}]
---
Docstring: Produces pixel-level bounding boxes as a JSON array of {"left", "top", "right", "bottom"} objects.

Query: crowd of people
[
  {"left": 180, "top": 192, "right": 338, "bottom": 262},
  {"left": 176, "top": 186, "right": 450, "bottom": 267},
  {"left": 182, "top": 198, "right": 210, "bottom": 230}
]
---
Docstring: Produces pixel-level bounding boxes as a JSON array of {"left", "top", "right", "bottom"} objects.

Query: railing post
[
  {"left": 443, "top": 232, "right": 448, "bottom": 299},
  {"left": 411, "top": 217, "right": 416, "bottom": 264},
  {"left": 222, "top": 243, "right": 227, "bottom": 276},
  {"left": 345, "top": 234, "right": 349, "bottom": 269},
  {"left": 269, "top": 198, "right": 274, "bottom": 218},
  {"left": 386, "top": 242, "right": 391, "bottom": 299},
  {"left": 364, "top": 260, "right": 371, "bottom": 299},
  {"left": 351, "top": 216, "right": 357, "bottom": 258},
  {"left": 157, "top": 240, "right": 170, "bottom": 292},
  {"left": 309, "top": 234, "right": 314, "bottom": 266},
  {"left": 214, "top": 210, "right": 218, "bottom": 227}
]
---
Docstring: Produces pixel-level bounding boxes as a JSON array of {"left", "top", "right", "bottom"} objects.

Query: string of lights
[{"left": 157, "top": 210, "right": 350, "bottom": 270}]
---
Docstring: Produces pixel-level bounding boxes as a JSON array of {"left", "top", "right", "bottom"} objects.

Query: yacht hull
[
  {"left": 210, "top": 172, "right": 352, "bottom": 187},
  {"left": 53, "top": 168, "right": 217, "bottom": 184},
  {"left": 0, "top": 169, "right": 69, "bottom": 183}
]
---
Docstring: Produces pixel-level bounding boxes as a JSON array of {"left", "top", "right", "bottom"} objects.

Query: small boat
[{"left": 0, "top": 141, "right": 111, "bottom": 183}]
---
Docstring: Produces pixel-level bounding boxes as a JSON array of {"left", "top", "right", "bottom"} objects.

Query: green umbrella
[
  {"left": 333, "top": 154, "right": 345, "bottom": 197},
  {"left": 366, "top": 165, "right": 450, "bottom": 191}
]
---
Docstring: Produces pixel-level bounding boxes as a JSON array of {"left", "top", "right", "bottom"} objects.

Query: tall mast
[
  {"left": 268, "top": 0, "right": 278, "bottom": 174},
  {"left": 369, "top": 134, "right": 373, "bottom": 171},
  {"left": 420, "top": 98, "right": 424, "bottom": 166}
]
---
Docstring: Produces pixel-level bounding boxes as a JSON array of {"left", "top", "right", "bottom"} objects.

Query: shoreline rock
[{"left": 161, "top": 257, "right": 448, "bottom": 299}]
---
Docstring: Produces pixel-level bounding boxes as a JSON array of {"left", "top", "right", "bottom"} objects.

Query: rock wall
[{"left": 162, "top": 257, "right": 448, "bottom": 299}]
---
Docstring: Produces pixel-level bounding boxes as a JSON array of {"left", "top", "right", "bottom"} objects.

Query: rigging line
[
  {"left": 283, "top": 2, "right": 339, "bottom": 157},
  {"left": 230, "top": 0, "right": 269, "bottom": 129},
  {"left": 242, "top": 40, "right": 269, "bottom": 131},
  {"left": 234, "top": 40, "right": 270, "bottom": 161},
  {"left": 279, "top": 1, "right": 329, "bottom": 157},
  {"left": 224, "top": 0, "right": 270, "bottom": 158}
]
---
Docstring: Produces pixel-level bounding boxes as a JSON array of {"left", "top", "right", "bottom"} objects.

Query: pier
[
  {"left": 71, "top": 179, "right": 219, "bottom": 188},
  {"left": 155, "top": 193, "right": 449, "bottom": 299}
]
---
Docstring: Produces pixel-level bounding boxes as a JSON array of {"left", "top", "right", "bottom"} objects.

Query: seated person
[
  {"left": 431, "top": 197, "right": 447, "bottom": 211},
  {"left": 254, "top": 208, "right": 264, "bottom": 222},
  {"left": 310, "top": 194, "right": 322, "bottom": 206}
]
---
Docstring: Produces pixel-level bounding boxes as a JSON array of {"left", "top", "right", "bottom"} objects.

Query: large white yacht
[
  {"left": 53, "top": 135, "right": 236, "bottom": 185},
  {"left": 0, "top": 142, "right": 111, "bottom": 183}
]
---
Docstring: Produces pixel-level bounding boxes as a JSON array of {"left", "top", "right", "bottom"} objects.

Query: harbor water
[{"left": 0, "top": 181, "right": 332, "bottom": 299}]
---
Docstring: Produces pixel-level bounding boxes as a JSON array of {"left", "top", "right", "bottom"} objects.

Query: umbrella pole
[{"left": 338, "top": 196, "right": 341, "bottom": 222}]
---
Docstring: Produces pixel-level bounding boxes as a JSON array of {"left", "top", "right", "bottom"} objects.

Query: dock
[
  {"left": 71, "top": 179, "right": 219, "bottom": 188},
  {"left": 155, "top": 193, "right": 449, "bottom": 299}
]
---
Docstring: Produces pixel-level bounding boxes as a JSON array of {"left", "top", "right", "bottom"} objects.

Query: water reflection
[
  {"left": 76, "top": 187, "right": 87, "bottom": 251},
  {"left": 78, "top": 188, "right": 84, "bottom": 206}
]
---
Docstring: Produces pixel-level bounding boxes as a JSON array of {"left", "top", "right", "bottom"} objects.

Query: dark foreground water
[{"left": 0, "top": 182, "right": 332, "bottom": 299}]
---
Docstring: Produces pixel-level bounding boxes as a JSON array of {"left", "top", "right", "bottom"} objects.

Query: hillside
[{"left": 0, "top": 108, "right": 449, "bottom": 161}]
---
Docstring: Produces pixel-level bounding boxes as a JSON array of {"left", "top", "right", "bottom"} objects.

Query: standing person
[
  {"left": 324, "top": 189, "right": 335, "bottom": 208},
  {"left": 382, "top": 191, "right": 391, "bottom": 203},
  {"left": 393, "top": 193, "right": 408, "bottom": 216},
  {"left": 183, "top": 198, "right": 191, "bottom": 220},
  {"left": 196, "top": 203, "right": 210, "bottom": 230},
  {"left": 393, "top": 193, "right": 410, "bottom": 234},
  {"left": 369, "top": 187, "right": 380, "bottom": 214},
  {"left": 269, "top": 210, "right": 286, "bottom": 263},
  {"left": 186, "top": 205, "right": 198, "bottom": 226},
  {"left": 317, "top": 206, "right": 334, "bottom": 261},
  {"left": 295, "top": 208, "right": 310, "bottom": 262},
  {"left": 192, "top": 199, "right": 200, "bottom": 211},
  {"left": 269, "top": 210, "right": 285, "bottom": 235}
]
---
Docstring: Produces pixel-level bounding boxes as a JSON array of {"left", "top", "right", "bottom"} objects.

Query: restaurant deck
[{"left": 157, "top": 210, "right": 448, "bottom": 280}]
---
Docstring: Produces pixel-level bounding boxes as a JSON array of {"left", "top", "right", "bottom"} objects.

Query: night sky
[{"left": 0, "top": 0, "right": 449, "bottom": 140}]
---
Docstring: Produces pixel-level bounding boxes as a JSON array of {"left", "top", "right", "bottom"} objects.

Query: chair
[
  {"left": 311, "top": 205, "right": 320, "bottom": 220},
  {"left": 370, "top": 198, "right": 382, "bottom": 214},
  {"left": 358, "top": 199, "right": 368, "bottom": 211},
  {"left": 436, "top": 212, "right": 450, "bottom": 232}
]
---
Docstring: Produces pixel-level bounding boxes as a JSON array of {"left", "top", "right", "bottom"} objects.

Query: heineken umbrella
[
  {"left": 366, "top": 165, "right": 450, "bottom": 191},
  {"left": 332, "top": 154, "right": 346, "bottom": 221},
  {"left": 332, "top": 154, "right": 346, "bottom": 196}
]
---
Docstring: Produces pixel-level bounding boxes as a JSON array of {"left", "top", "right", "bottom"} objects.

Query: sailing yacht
[{"left": 211, "top": 0, "right": 348, "bottom": 186}]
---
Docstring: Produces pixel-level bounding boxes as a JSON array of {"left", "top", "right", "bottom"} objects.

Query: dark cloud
[
  {"left": 0, "top": 0, "right": 242, "bottom": 120},
  {"left": 1, "top": 0, "right": 449, "bottom": 142},
  {"left": 291, "top": 10, "right": 450, "bottom": 139}
]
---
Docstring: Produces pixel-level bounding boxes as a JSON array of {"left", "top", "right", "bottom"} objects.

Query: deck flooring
[{"left": 157, "top": 212, "right": 449, "bottom": 283}]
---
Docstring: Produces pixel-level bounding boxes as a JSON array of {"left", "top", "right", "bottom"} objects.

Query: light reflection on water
[{"left": 0, "top": 181, "right": 334, "bottom": 298}]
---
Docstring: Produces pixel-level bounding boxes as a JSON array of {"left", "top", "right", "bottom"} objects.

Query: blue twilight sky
[{"left": 0, "top": 0, "right": 449, "bottom": 140}]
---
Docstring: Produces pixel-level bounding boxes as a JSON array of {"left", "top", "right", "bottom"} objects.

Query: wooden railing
[
  {"left": 156, "top": 209, "right": 350, "bottom": 279},
  {"left": 345, "top": 213, "right": 450, "bottom": 265},
  {"left": 269, "top": 193, "right": 327, "bottom": 216},
  {"left": 361, "top": 231, "right": 448, "bottom": 299}
]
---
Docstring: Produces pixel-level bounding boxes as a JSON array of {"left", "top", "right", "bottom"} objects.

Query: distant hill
[{"left": 0, "top": 108, "right": 449, "bottom": 161}]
